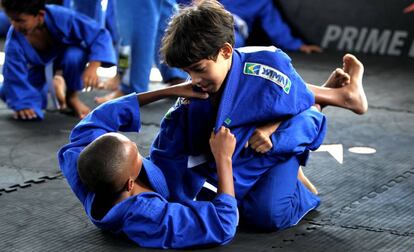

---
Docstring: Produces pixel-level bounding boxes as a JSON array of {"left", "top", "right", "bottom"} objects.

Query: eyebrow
[{"left": 188, "top": 63, "right": 203, "bottom": 70}]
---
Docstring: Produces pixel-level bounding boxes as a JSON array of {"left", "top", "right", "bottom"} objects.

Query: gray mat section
[
  {"left": 0, "top": 112, "right": 77, "bottom": 190},
  {"left": 279, "top": 224, "right": 414, "bottom": 252},
  {"left": 0, "top": 179, "right": 140, "bottom": 252},
  {"left": 303, "top": 108, "right": 414, "bottom": 223},
  {"left": 326, "top": 170, "right": 414, "bottom": 236}
]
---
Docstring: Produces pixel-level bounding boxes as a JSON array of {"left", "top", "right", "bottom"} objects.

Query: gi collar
[{"left": 141, "top": 158, "right": 170, "bottom": 199}]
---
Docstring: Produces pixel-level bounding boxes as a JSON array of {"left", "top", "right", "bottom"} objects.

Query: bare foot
[
  {"left": 94, "top": 89, "right": 125, "bottom": 104},
  {"left": 67, "top": 92, "right": 91, "bottom": 119},
  {"left": 102, "top": 74, "right": 121, "bottom": 91},
  {"left": 53, "top": 75, "right": 67, "bottom": 109},
  {"left": 323, "top": 68, "right": 350, "bottom": 88},
  {"left": 341, "top": 54, "right": 368, "bottom": 114},
  {"left": 298, "top": 167, "right": 318, "bottom": 195}
]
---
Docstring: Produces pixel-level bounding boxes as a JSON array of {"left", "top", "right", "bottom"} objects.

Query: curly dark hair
[{"left": 160, "top": 0, "right": 235, "bottom": 68}]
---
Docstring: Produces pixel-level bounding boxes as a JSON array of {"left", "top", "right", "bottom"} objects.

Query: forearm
[
  {"left": 137, "top": 87, "right": 175, "bottom": 106},
  {"left": 262, "top": 121, "right": 281, "bottom": 135},
  {"left": 271, "top": 108, "right": 327, "bottom": 154},
  {"left": 216, "top": 158, "right": 235, "bottom": 197},
  {"left": 87, "top": 61, "right": 101, "bottom": 69},
  {"left": 136, "top": 82, "right": 197, "bottom": 106},
  {"left": 70, "top": 93, "right": 141, "bottom": 142}
]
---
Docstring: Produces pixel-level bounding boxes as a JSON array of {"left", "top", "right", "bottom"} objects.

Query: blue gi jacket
[
  {"left": 1, "top": 5, "right": 116, "bottom": 118},
  {"left": 151, "top": 46, "right": 326, "bottom": 202},
  {"left": 58, "top": 94, "right": 238, "bottom": 249}
]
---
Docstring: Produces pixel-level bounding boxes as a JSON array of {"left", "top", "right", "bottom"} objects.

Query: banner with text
[{"left": 274, "top": 0, "right": 414, "bottom": 58}]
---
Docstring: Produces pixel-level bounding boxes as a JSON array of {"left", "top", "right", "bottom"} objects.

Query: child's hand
[
  {"left": 13, "top": 108, "right": 37, "bottom": 120},
  {"left": 82, "top": 61, "right": 102, "bottom": 90},
  {"left": 172, "top": 82, "right": 209, "bottom": 99},
  {"left": 245, "top": 121, "right": 281, "bottom": 153},
  {"left": 210, "top": 126, "right": 236, "bottom": 163},
  {"left": 211, "top": 126, "right": 236, "bottom": 197}
]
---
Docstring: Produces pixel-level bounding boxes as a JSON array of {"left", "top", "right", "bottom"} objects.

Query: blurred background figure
[
  {"left": 95, "top": 0, "right": 188, "bottom": 104},
  {"left": 0, "top": 10, "right": 10, "bottom": 37},
  {"left": 63, "top": 0, "right": 119, "bottom": 47},
  {"left": 177, "top": 0, "right": 321, "bottom": 53}
]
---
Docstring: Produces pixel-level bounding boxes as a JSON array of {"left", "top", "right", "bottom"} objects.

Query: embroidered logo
[
  {"left": 243, "top": 62, "right": 291, "bottom": 94},
  {"left": 224, "top": 117, "right": 232, "bottom": 126}
]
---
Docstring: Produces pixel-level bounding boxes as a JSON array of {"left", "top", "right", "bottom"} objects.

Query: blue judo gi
[
  {"left": 150, "top": 46, "right": 327, "bottom": 231},
  {"left": 116, "top": 0, "right": 187, "bottom": 94},
  {"left": 58, "top": 93, "right": 238, "bottom": 249},
  {"left": 0, "top": 5, "right": 116, "bottom": 119}
]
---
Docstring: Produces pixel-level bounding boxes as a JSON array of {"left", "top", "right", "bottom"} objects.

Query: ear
[
  {"left": 220, "top": 43, "right": 233, "bottom": 59},
  {"left": 37, "top": 10, "right": 46, "bottom": 22},
  {"left": 126, "top": 178, "right": 135, "bottom": 192}
]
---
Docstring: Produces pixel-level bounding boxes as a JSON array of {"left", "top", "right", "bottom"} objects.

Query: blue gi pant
[
  {"left": 66, "top": 0, "right": 119, "bottom": 44},
  {"left": 117, "top": 0, "right": 187, "bottom": 94},
  {"left": 55, "top": 46, "right": 89, "bottom": 92},
  {"left": 240, "top": 155, "right": 320, "bottom": 231}
]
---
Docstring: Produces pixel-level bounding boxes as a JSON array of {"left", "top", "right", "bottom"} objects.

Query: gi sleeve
[
  {"left": 57, "top": 93, "right": 141, "bottom": 203},
  {"left": 258, "top": 4, "right": 303, "bottom": 51},
  {"left": 124, "top": 193, "right": 238, "bottom": 249},
  {"left": 270, "top": 107, "right": 327, "bottom": 164},
  {"left": 2, "top": 36, "right": 45, "bottom": 118}
]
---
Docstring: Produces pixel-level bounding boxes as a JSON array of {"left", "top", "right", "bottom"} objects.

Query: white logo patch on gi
[{"left": 243, "top": 62, "right": 291, "bottom": 94}]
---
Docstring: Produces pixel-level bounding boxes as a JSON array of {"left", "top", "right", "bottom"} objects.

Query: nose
[{"left": 190, "top": 75, "right": 202, "bottom": 87}]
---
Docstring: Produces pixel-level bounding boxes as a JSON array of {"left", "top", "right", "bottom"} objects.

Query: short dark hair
[
  {"left": 77, "top": 135, "right": 128, "bottom": 195},
  {"left": 1, "top": 0, "right": 46, "bottom": 15},
  {"left": 160, "top": 0, "right": 234, "bottom": 68}
]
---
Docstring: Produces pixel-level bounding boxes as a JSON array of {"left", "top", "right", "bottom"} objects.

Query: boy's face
[
  {"left": 183, "top": 43, "right": 233, "bottom": 94},
  {"left": 6, "top": 10, "right": 45, "bottom": 36}
]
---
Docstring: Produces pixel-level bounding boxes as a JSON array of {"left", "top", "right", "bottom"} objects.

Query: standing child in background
[
  {"left": 95, "top": 0, "right": 188, "bottom": 104},
  {"left": 0, "top": 0, "right": 116, "bottom": 120}
]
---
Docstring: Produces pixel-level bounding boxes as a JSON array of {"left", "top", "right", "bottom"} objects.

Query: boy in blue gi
[
  {"left": 155, "top": 0, "right": 367, "bottom": 231},
  {"left": 0, "top": 0, "right": 116, "bottom": 120},
  {"left": 58, "top": 83, "right": 239, "bottom": 249}
]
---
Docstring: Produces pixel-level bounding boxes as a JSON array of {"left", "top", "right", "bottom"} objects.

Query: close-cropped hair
[
  {"left": 1, "top": 0, "right": 46, "bottom": 15},
  {"left": 160, "top": 0, "right": 234, "bottom": 68},
  {"left": 77, "top": 135, "right": 128, "bottom": 195}
]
